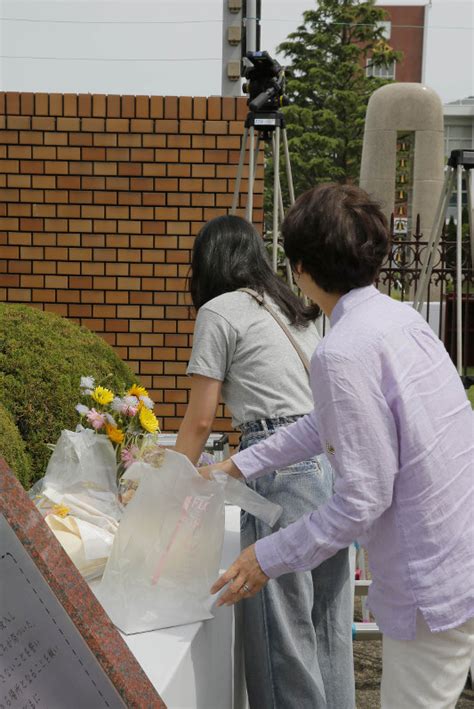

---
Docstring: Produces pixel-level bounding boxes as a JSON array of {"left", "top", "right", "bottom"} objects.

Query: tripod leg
[
  {"left": 456, "top": 164, "right": 463, "bottom": 375},
  {"left": 231, "top": 126, "right": 248, "bottom": 215},
  {"left": 282, "top": 128, "right": 296, "bottom": 205},
  {"left": 246, "top": 127, "right": 255, "bottom": 222},
  {"left": 467, "top": 169, "right": 474, "bottom": 271},
  {"left": 413, "top": 169, "right": 455, "bottom": 311},
  {"left": 272, "top": 126, "right": 281, "bottom": 272}
]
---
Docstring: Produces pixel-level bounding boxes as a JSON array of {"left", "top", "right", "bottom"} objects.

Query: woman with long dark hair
[{"left": 175, "top": 214, "right": 354, "bottom": 708}]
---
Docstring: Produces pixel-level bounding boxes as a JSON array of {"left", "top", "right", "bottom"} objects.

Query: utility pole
[
  {"left": 221, "top": 0, "right": 244, "bottom": 97},
  {"left": 221, "top": 0, "right": 261, "bottom": 97}
]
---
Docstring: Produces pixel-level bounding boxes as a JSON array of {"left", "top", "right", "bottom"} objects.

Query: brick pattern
[{"left": 0, "top": 92, "right": 264, "bottom": 444}]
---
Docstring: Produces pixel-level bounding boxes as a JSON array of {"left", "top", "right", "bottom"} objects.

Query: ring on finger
[{"left": 242, "top": 583, "right": 251, "bottom": 593}]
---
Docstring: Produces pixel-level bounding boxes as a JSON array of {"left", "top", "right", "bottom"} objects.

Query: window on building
[
  {"left": 366, "top": 60, "right": 396, "bottom": 80},
  {"left": 444, "top": 123, "right": 473, "bottom": 157},
  {"left": 377, "top": 21, "right": 392, "bottom": 39}
]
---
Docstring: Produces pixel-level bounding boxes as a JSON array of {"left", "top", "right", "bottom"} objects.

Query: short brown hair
[{"left": 282, "top": 183, "right": 390, "bottom": 293}]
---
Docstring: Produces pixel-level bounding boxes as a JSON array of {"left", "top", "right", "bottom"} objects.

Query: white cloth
[
  {"left": 381, "top": 611, "right": 474, "bottom": 708},
  {"left": 91, "top": 505, "right": 246, "bottom": 709}
]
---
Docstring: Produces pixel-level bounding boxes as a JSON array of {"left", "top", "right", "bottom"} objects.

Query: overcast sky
[{"left": 0, "top": 0, "right": 473, "bottom": 103}]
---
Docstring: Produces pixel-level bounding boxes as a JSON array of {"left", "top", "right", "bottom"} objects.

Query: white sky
[{"left": 0, "top": 0, "right": 473, "bottom": 103}]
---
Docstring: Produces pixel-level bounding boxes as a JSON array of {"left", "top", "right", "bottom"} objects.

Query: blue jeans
[{"left": 239, "top": 416, "right": 355, "bottom": 709}]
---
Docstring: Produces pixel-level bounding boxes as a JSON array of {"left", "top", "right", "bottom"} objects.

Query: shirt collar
[{"left": 329, "top": 285, "right": 380, "bottom": 328}]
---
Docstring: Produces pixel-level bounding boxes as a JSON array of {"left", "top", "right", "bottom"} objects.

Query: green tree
[{"left": 269, "top": 0, "right": 401, "bottom": 208}]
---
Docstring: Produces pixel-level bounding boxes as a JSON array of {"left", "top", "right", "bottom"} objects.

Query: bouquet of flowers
[{"left": 75, "top": 376, "right": 164, "bottom": 488}]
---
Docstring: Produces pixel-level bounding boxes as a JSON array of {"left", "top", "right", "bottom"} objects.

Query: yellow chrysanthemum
[
  {"left": 127, "top": 383, "right": 149, "bottom": 399},
  {"left": 139, "top": 406, "right": 159, "bottom": 434},
  {"left": 91, "top": 386, "right": 114, "bottom": 406},
  {"left": 52, "top": 504, "right": 70, "bottom": 518},
  {"left": 105, "top": 423, "right": 125, "bottom": 444}
]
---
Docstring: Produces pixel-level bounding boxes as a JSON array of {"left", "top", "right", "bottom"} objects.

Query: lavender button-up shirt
[{"left": 232, "top": 286, "right": 474, "bottom": 640}]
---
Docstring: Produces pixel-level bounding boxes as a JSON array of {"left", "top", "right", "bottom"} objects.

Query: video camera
[{"left": 242, "top": 51, "right": 289, "bottom": 113}]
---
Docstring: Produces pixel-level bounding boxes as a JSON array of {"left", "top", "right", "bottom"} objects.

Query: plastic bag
[
  {"left": 96, "top": 450, "right": 282, "bottom": 634},
  {"left": 30, "top": 429, "right": 121, "bottom": 521}
]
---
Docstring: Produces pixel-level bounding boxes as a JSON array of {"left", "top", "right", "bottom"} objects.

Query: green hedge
[
  {"left": 0, "top": 403, "right": 32, "bottom": 488},
  {"left": 0, "top": 303, "right": 137, "bottom": 487}
]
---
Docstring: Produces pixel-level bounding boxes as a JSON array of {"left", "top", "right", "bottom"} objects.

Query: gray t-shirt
[{"left": 187, "top": 291, "right": 320, "bottom": 427}]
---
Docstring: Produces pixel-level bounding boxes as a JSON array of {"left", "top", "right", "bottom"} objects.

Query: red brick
[
  {"left": 94, "top": 133, "right": 117, "bottom": 147},
  {"left": 180, "top": 119, "right": 203, "bottom": 135},
  {"left": 50, "top": 94, "right": 63, "bottom": 116},
  {"left": 7, "top": 116, "right": 31, "bottom": 130},
  {"left": 222, "top": 97, "right": 236, "bottom": 121},
  {"left": 44, "top": 132, "right": 68, "bottom": 145},
  {"left": 155, "top": 119, "right": 178, "bottom": 134},
  {"left": 63, "top": 94, "right": 78, "bottom": 116},
  {"left": 164, "top": 96, "right": 178, "bottom": 119},
  {"left": 121, "top": 96, "right": 136, "bottom": 118},
  {"left": 6, "top": 93, "right": 20, "bottom": 115},
  {"left": 131, "top": 119, "right": 153, "bottom": 133},
  {"left": 20, "top": 93, "right": 35, "bottom": 116},
  {"left": 143, "top": 135, "right": 166, "bottom": 148},
  {"left": 107, "top": 95, "right": 121, "bottom": 117},
  {"left": 78, "top": 94, "right": 92, "bottom": 117},
  {"left": 193, "top": 97, "right": 207, "bottom": 120},
  {"left": 69, "top": 133, "right": 93, "bottom": 146},
  {"left": 178, "top": 97, "right": 193, "bottom": 119},
  {"left": 150, "top": 97, "right": 163, "bottom": 118},
  {"left": 208, "top": 97, "right": 221, "bottom": 120},
  {"left": 81, "top": 118, "right": 105, "bottom": 132},
  {"left": 136, "top": 95, "right": 150, "bottom": 118},
  {"left": 92, "top": 94, "right": 106, "bottom": 117},
  {"left": 143, "top": 164, "right": 166, "bottom": 177},
  {"left": 57, "top": 117, "right": 80, "bottom": 131},
  {"left": 118, "top": 134, "right": 142, "bottom": 147}
]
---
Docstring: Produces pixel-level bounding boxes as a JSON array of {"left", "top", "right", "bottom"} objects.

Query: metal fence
[
  {"left": 377, "top": 215, "right": 473, "bottom": 379},
  {"left": 315, "top": 215, "right": 473, "bottom": 382}
]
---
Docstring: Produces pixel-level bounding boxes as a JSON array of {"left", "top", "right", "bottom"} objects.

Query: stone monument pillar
[{"left": 360, "top": 83, "right": 445, "bottom": 243}]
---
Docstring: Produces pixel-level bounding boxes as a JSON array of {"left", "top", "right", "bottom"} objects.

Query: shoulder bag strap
[{"left": 238, "top": 288, "right": 311, "bottom": 376}]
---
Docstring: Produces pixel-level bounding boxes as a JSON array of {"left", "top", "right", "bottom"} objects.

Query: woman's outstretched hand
[
  {"left": 211, "top": 544, "right": 269, "bottom": 607},
  {"left": 198, "top": 457, "right": 244, "bottom": 481}
]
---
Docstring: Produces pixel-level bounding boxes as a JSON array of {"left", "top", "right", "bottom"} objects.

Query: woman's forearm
[{"left": 174, "top": 374, "right": 223, "bottom": 466}]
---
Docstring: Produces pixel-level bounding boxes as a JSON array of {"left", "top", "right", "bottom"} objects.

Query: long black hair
[{"left": 189, "top": 215, "right": 320, "bottom": 325}]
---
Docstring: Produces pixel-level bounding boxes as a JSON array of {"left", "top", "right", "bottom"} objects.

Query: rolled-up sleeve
[{"left": 254, "top": 351, "right": 399, "bottom": 577}]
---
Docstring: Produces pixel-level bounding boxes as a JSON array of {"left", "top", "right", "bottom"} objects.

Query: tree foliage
[{"left": 267, "top": 0, "right": 402, "bottom": 210}]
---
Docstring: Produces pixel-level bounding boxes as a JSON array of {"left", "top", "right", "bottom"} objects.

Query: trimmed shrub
[
  {"left": 0, "top": 303, "right": 137, "bottom": 486},
  {"left": 0, "top": 402, "right": 32, "bottom": 488}
]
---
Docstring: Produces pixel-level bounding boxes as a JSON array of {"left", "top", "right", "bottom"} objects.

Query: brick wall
[{"left": 0, "top": 92, "right": 264, "bottom": 445}]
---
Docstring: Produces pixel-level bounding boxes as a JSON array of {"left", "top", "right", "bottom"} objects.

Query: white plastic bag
[
  {"left": 96, "top": 450, "right": 282, "bottom": 634},
  {"left": 31, "top": 429, "right": 121, "bottom": 521}
]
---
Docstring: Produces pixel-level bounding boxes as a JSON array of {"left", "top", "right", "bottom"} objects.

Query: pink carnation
[
  {"left": 86, "top": 408, "right": 106, "bottom": 430},
  {"left": 121, "top": 445, "right": 139, "bottom": 469}
]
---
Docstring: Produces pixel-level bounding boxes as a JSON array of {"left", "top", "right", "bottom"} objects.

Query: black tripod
[{"left": 231, "top": 110, "right": 296, "bottom": 285}]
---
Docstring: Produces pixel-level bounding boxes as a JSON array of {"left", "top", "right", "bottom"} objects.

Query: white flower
[
  {"left": 104, "top": 412, "right": 117, "bottom": 427},
  {"left": 80, "top": 376, "right": 95, "bottom": 390},
  {"left": 111, "top": 397, "right": 125, "bottom": 413},
  {"left": 75, "top": 404, "right": 90, "bottom": 416},
  {"left": 124, "top": 395, "right": 139, "bottom": 408},
  {"left": 140, "top": 395, "right": 155, "bottom": 410}
]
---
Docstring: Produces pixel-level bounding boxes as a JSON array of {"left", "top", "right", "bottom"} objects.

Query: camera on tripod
[{"left": 242, "top": 51, "right": 289, "bottom": 113}]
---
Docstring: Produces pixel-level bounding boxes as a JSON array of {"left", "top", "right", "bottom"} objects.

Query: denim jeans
[{"left": 239, "top": 416, "right": 355, "bottom": 709}]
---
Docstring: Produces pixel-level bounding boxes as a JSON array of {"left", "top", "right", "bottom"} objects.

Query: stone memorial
[
  {"left": 0, "top": 458, "right": 166, "bottom": 709},
  {"left": 360, "top": 82, "right": 444, "bottom": 243}
]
